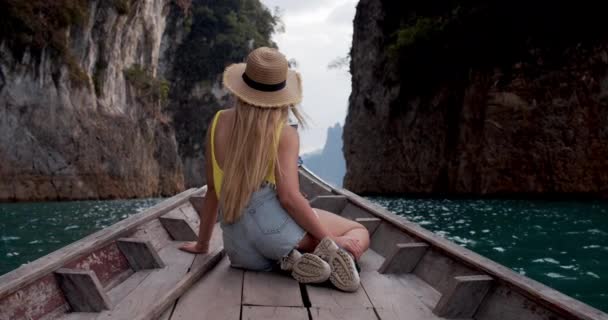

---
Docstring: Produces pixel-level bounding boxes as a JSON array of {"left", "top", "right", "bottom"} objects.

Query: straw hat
[{"left": 223, "top": 47, "right": 302, "bottom": 108}]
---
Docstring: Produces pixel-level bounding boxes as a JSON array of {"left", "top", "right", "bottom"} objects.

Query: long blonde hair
[{"left": 220, "top": 99, "right": 306, "bottom": 224}]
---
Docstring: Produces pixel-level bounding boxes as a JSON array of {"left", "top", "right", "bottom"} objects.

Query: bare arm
[
  {"left": 275, "top": 126, "right": 332, "bottom": 241},
  {"left": 180, "top": 122, "right": 219, "bottom": 253}
]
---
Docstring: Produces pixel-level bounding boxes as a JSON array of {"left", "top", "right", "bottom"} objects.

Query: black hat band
[{"left": 242, "top": 73, "right": 286, "bottom": 92}]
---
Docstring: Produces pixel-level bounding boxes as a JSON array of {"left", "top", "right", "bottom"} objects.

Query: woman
[{"left": 179, "top": 47, "right": 370, "bottom": 292}]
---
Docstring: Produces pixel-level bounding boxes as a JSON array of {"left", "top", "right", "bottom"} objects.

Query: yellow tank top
[{"left": 210, "top": 110, "right": 283, "bottom": 198}]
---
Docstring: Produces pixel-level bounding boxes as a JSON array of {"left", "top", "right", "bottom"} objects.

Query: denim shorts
[{"left": 219, "top": 185, "right": 307, "bottom": 271}]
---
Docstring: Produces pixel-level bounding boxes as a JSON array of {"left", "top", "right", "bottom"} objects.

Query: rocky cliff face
[
  {"left": 0, "top": 0, "right": 277, "bottom": 200},
  {"left": 0, "top": 0, "right": 187, "bottom": 201},
  {"left": 344, "top": 0, "right": 608, "bottom": 197}
]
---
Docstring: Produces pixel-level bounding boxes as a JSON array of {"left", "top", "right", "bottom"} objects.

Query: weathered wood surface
[
  {"left": 398, "top": 274, "right": 441, "bottom": 310},
  {"left": 242, "top": 306, "right": 309, "bottom": 320},
  {"left": 309, "top": 195, "right": 348, "bottom": 214},
  {"left": 379, "top": 243, "right": 429, "bottom": 274},
  {"left": 170, "top": 258, "right": 242, "bottom": 320},
  {"left": 358, "top": 250, "right": 385, "bottom": 272},
  {"left": 309, "top": 307, "right": 378, "bottom": 320},
  {"left": 0, "top": 187, "right": 204, "bottom": 300},
  {"left": 433, "top": 275, "right": 493, "bottom": 318},
  {"left": 355, "top": 249, "right": 443, "bottom": 320},
  {"left": 299, "top": 169, "right": 333, "bottom": 199},
  {"left": 106, "top": 270, "right": 152, "bottom": 307},
  {"left": 414, "top": 248, "right": 477, "bottom": 294},
  {"left": 188, "top": 196, "right": 205, "bottom": 216},
  {"left": 360, "top": 270, "right": 443, "bottom": 320},
  {"left": 299, "top": 167, "right": 608, "bottom": 320},
  {"left": 93, "top": 242, "right": 196, "bottom": 319},
  {"left": 178, "top": 205, "right": 201, "bottom": 232},
  {"left": 117, "top": 238, "right": 165, "bottom": 270},
  {"left": 130, "top": 218, "right": 174, "bottom": 252},
  {"left": 474, "top": 285, "right": 567, "bottom": 320},
  {"left": 158, "top": 307, "right": 174, "bottom": 320},
  {"left": 133, "top": 224, "right": 224, "bottom": 320},
  {"left": 307, "top": 283, "right": 373, "bottom": 310},
  {"left": 243, "top": 271, "right": 304, "bottom": 307},
  {"left": 159, "top": 211, "right": 198, "bottom": 241},
  {"left": 133, "top": 249, "right": 225, "bottom": 320},
  {"left": 306, "top": 282, "right": 376, "bottom": 320},
  {"left": 54, "top": 269, "right": 111, "bottom": 312},
  {"left": 355, "top": 217, "right": 381, "bottom": 236},
  {"left": 341, "top": 203, "right": 375, "bottom": 220},
  {"left": 0, "top": 274, "right": 69, "bottom": 320},
  {"left": 370, "top": 223, "right": 415, "bottom": 258},
  {"left": 62, "top": 242, "right": 132, "bottom": 289}
]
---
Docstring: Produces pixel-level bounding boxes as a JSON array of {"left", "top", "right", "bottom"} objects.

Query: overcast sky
[{"left": 259, "top": 0, "right": 358, "bottom": 154}]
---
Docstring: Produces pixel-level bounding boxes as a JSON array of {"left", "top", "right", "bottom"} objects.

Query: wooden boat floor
[{"left": 162, "top": 250, "right": 456, "bottom": 320}]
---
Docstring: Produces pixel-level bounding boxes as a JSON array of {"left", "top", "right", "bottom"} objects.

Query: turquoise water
[
  {"left": 1, "top": 198, "right": 607, "bottom": 313},
  {"left": 0, "top": 199, "right": 162, "bottom": 276},
  {"left": 369, "top": 197, "right": 608, "bottom": 313}
]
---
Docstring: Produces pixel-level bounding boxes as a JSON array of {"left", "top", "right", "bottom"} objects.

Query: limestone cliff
[
  {"left": 344, "top": 0, "right": 608, "bottom": 197},
  {"left": 0, "top": 0, "right": 277, "bottom": 200},
  {"left": 0, "top": 0, "right": 187, "bottom": 201}
]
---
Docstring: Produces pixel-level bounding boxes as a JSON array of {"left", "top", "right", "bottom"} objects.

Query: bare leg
[{"left": 297, "top": 208, "right": 370, "bottom": 259}]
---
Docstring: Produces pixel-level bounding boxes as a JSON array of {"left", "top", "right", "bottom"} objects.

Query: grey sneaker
[
  {"left": 313, "top": 237, "right": 360, "bottom": 292},
  {"left": 281, "top": 249, "right": 331, "bottom": 284}
]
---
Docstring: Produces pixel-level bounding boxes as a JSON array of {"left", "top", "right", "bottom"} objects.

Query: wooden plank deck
[{"left": 158, "top": 247, "right": 451, "bottom": 320}]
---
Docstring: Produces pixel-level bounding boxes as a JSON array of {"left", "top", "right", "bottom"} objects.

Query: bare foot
[{"left": 179, "top": 242, "right": 209, "bottom": 254}]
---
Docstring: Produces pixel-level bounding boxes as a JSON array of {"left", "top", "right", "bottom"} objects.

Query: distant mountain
[{"left": 302, "top": 123, "right": 346, "bottom": 187}]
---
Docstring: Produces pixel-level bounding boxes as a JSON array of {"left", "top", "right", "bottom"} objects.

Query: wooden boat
[{"left": 1, "top": 167, "right": 607, "bottom": 320}]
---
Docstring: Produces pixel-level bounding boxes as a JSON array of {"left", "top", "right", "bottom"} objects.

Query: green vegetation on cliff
[
  {"left": 125, "top": 64, "right": 170, "bottom": 103},
  {"left": 384, "top": 1, "right": 608, "bottom": 95},
  {"left": 173, "top": 0, "right": 278, "bottom": 86},
  {"left": 0, "top": 0, "right": 89, "bottom": 85}
]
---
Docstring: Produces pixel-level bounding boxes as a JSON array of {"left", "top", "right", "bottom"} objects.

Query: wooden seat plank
[
  {"left": 341, "top": 203, "right": 375, "bottom": 220},
  {"left": 116, "top": 238, "right": 165, "bottom": 271},
  {"left": 433, "top": 275, "right": 493, "bottom": 318},
  {"left": 55, "top": 269, "right": 111, "bottom": 312},
  {"left": 170, "top": 258, "right": 242, "bottom": 320},
  {"left": 178, "top": 205, "right": 201, "bottom": 230},
  {"left": 188, "top": 196, "right": 205, "bottom": 216},
  {"left": 243, "top": 271, "right": 304, "bottom": 307},
  {"left": 370, "top": 223, "right": 415, "bottom": 258},
  {"left": 309, "top": 195, "right": 348, "bottom": 214},
  {"left": 93, "top": 242, "right": 196, "bottom": 319},
  {"left": 130, "top": 218, "right": 174, "bottom": 252},
  {"left": 413, "top": 248, "right": 477, "bottom": 294},
  {"left": 159, "top": 210, "right": 198, "bottom": 241},
  {"left": 397, "top": 274, "right": 441, "bottom": 310},
  {"left": 379, "top": 243, "right": 429, "bottom": 274},
  {"left": 355, "top": 217, "right": 381, "bottom": 235},
  {"left": 242, "top": 306, "right": 308, "bottom": 320}
]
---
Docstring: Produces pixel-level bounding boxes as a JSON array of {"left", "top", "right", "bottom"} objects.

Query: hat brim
[{"left": 222, "top": 63, "right": 302, "bottom": 108}]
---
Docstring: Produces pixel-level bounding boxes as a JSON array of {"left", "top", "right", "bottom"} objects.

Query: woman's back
[{"left": 210, "top": 108, "right": 287, "bottom": 199}]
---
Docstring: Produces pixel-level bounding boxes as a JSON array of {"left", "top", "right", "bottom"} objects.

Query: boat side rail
[
  {"left": 0, "top": 186, "right": 206, "bottom": 300},
  {"left": 299, "top": 166, "right": 608, "bottom": 320}
]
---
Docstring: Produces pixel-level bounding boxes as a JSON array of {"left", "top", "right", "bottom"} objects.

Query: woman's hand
[
  {"left": 333, "top": 235, "right": 364, "bottom": 260},
  {"left": 179, "top": 241, "right": 209, "bottom": 254}
]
